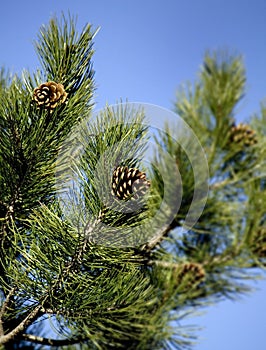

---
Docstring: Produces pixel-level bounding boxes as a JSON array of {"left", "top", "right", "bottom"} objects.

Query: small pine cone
[
  {"left": 33, "top": 81, "right": 68, "bottom": 110},
  {"left": 252, "top": 227, "right": 266, "bottom": 258},
  {"left": 112, "top": 166, "right": 150, "bottom": 200},
  {"left": 229, "top": 123, "right": 258, "bottom": 146},
  {"left": 176, "top": 262, "right": 205, "bottom": 289}
]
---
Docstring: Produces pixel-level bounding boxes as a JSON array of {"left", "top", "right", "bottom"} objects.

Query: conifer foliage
[{"left": 0, "top": 15, "right": 265, "bottom": 350}]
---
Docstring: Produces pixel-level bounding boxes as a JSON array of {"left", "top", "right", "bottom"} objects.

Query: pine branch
[
  {"left": 0, "top": 304, "right": 42, "bottom": 345},
  {"left": 1, "top": 14, "right": 265, "bottom": 348}
]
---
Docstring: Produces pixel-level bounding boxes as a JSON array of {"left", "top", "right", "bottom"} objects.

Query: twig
[
  {"left": 0, "top": 287, "right": 17, "bottom": 336},
  {"left": 0, "top": 204, "right": 15, "bottom": 237},
  {"left": 147, "top": 259, "right": 180, "bottom": 269},
  {"left": 0, "top": 304, "right": 42, "bottom": 345},
  {"left": 141, "top": 222, "right": 175, "bottom": 252},
  {"left": 21, "top": 333, "right": 87, "bottom": 346},
  {"left": 40, "top": 307, "right": 54, "bottom": 314}
]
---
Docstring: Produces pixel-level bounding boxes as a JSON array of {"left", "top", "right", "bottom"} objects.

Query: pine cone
[
  {"left": 252, "top": 227, "right": 266, "bottom": 258},
  {"left": 176, "top": 262, "right": 205, "bottom": 289},
  {"left": 33, "top": 81, "right": 68, "bottom": 110},
  {"left": 112, "top": 166, "right": 150, "bottom": 200},
  {"left": 229, "top": 123, "right": 258, "bottom": 146}
]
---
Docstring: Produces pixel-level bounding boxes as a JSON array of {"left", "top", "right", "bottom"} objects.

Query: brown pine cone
[
  {"left": 33, "top": 81, "right": 68, "bottom": 110},
  {"left": 176, "top": 262, "right": 205, "bottom": 289},
  {"left": 229, "top": 123, "right": 258, "bottom": 146},
  {"left": 112, "top": 166, "right": 150, "bottom": 200},
  {"left": 251, "top": 227, "right": 266, "bottom": 258}
]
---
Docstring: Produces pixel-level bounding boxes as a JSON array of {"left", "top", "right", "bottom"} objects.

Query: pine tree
[{"left": 0, "top": 15, "right": 265, "bottom": 350}]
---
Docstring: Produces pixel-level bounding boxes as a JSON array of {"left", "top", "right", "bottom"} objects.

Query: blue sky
[{"left": 1, "top": 1, "right": 266, "bottom": 349}]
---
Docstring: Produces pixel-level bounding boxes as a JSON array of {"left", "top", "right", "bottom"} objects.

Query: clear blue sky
[{"left": 1, "top": 1, "right": 266, "bottom": 349}]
